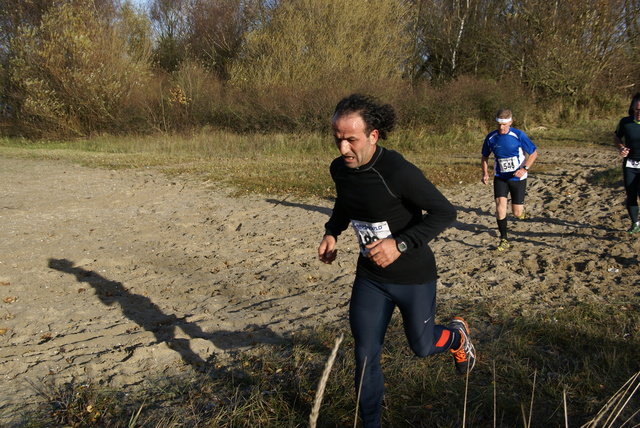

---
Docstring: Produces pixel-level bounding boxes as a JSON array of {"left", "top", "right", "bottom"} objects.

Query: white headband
[{"left": 496, "top": 117, "right": 512, "bottom": 124}]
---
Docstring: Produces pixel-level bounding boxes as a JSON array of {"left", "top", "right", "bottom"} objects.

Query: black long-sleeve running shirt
[{"left": 324, "top": 145, "right": 457, "bottom": 284}]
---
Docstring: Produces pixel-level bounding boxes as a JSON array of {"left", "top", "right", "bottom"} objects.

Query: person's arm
[
  {"left": 319, "top": 201, "right": 349, "bottom": 264},
  {"left": 318, "top": 234, "right": 337, "bottom": 264},
  {"left": 513, "top": 150, "right": 537, "bottom": 179},
  {"left": 481, "top": 136, "right": 492, "bottom": 185},
  {"left": 364, "top": 158, "right": 456, "bottom": 268},
  {"left": 323, "top": 193, "right": 350, "bottom": 240},
  {"left": 512, "top": 131, "right": 538, "bottom": 178},
  {"left": 614, "top": 133, "right": 629, "bottom": 157},
  {"left": 481, "top": 155, "right": 490, "bottom": 185},
  {"left": 524, "top": 150, "right": 537, "bottom": 169},
  {"left": 318, "top": 160, "right": 350, "bottom": 265},
  {"left": 366, "top": 179, "right": 456, "bottom": 269},
  {"left": 364, "top": 238, "right": 400, "bottom": 268},
  {"left": 394, "top": 164, "right": 457, "bottom": 249}
]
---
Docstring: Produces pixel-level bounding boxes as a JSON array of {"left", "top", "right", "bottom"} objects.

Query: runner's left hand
[
  {"left": 513, "top": 168, "right": 527, "bottom": 178},
  {"left": 365, "top": 238, "right": 401, "bottom": 268}
]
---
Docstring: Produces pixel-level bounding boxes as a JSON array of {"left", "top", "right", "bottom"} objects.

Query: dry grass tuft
[{"left": 13, "top": 301, "right": 640, "bottom": 426}]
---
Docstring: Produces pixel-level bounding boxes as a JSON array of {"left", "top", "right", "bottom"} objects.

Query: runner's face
[
  {"left": 497, "top": 119, "right": 512, "bottom": 135},
  {"left": 332, "top": 113, "right": 378, "bottom": 168},
  {"left": 634, "top": 102, "right": 640, "bottom": 122}
]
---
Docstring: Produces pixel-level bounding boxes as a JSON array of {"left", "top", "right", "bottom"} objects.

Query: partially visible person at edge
[
  {"left": 317, "top": 94, "right": 476, "bottom": 428},
  {"left": 613, "top": 92, "right": 640, "bottom": 234},
  {"left": 481, "top": 108, "right": 538, "bottom": 251}
]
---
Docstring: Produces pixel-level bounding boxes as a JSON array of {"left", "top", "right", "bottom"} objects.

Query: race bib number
[
  {"left": 626, "top": 159, "right": 640, "bottom": 169},
  {"left": 497, "top": 156, "right": 519, "bottom": 173},
  {"left": 351, "top": 220, "right": 393, "bottom": 256}
]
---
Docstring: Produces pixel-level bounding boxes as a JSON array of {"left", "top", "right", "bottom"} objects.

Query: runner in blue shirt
[{"left": 481, "top": 108, "right": 538, "bottom": 251}]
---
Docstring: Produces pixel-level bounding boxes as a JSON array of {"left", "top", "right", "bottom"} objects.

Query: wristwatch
[
  {"left": 523, "top": 165, "right": 529, "bottom": 170},
  {"left": 396, "top": 239, "right": 408, "bottom": 253}
]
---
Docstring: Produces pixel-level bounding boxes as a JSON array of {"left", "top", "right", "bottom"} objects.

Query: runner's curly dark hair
[{"left": 333, "top": 94, "right": 396, "bottom": 140}]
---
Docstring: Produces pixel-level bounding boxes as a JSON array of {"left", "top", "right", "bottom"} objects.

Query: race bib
[
  {"left": 351, "top": 220, "right": 393, "bottom": 256},
  {"left": 497, "top": 156, "right": 519, "bottom": 173},
  {"left": 626, "top": 159, "right": 640, "bottom": 169}
]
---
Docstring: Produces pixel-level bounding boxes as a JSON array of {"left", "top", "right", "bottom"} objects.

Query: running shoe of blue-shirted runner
[{"left": 495, "top": 238, "right": 510, "bottom": 251}]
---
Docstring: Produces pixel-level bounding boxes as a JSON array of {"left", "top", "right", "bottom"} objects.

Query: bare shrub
[
  {"left": 212, "top": 85, "right": 337, "bottom": 134},
  {"left": 401, "top": 75, "right": 533, "bottom": 133},
  {"left": 8, "top": 0, "right": 153, "bottom": 137},
  {"left": 186, "top": 0, "right": 258, "bottom": 80},
  {"left": 229, "top": 0, "right": 412, "bottom": 89},
  {"left": 169, "top": 60, "right": 224, "bottom": 131}
]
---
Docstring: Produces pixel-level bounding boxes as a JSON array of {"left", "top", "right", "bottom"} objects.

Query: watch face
[{"left": 397, "top": 241, "right": 408, "bottom": 253}]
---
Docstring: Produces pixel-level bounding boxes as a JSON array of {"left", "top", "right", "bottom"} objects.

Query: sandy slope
[{"left": 1, "top": 146, "right": 638, "bottom": 424}]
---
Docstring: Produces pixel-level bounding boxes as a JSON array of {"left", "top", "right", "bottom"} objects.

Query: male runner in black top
[{"left": 317, "top": 94, "right": 476, "bottom": 428}]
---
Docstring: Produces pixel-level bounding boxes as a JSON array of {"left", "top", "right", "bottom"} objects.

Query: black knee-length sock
[{"left": 497, "top": 217, "right": 508, "bottom": 239}]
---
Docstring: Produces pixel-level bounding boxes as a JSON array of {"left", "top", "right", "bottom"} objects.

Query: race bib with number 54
[{"left": 497, "top": 156, "right": 519, "bottom": 173}]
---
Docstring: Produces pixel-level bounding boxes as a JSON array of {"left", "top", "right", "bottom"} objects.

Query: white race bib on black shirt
[{"left": 351, "top": 219, "right": 393, "bottom": 256}]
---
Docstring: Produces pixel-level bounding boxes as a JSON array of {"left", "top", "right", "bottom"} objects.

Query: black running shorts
[{"left": 493, "top": 176, "right": 527, "bottom": 204}]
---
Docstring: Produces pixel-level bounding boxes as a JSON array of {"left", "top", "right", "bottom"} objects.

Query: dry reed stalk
[
  {"left": 309, "top": 333, "right": 344, "bottom": 428},
  {"left": 581, "top": 370, "right": 640, "bottom": 428},
  {"left": 463, "top": 363, "right": 471, "bottom": 428},
  {"left": 354, "top": 357, "right": 367, "bottom": 428},
  {"left": 563, "top": 387, "right": 569, "bottom": 428},
  {"left": 128, "top": 401, "right": 145, "bottom": 428},
  {"left": 528, "top": 369, "right": 537, "bottom": 428},
  {"left": 602, "top": 371, "right": 640, "bottom": 427},
  {"left": 620, "top": 407, "right": 640, "bottom": 427},
  {"left": 493, "top": 361, "right": 497, "bottom": 428}
]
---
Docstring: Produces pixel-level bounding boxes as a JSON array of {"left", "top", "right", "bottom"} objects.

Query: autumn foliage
[{"left": 0, "top": 0, "right": 639, "bottom": 138}]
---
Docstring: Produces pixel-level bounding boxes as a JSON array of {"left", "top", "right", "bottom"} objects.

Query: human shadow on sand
[
  {"left": 265, "top": 197, "right": 333, "bottom": 216},
  {"left": 48, "top": 258, "right": 281, "bottom": 370}
]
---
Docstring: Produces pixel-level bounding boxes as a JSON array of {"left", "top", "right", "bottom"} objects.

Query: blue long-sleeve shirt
[{"left": 482, "top": 127, "right": 537, "bottom": 180}]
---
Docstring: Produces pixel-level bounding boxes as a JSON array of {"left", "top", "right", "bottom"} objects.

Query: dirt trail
[{"left": 1, "top": 146, "right": 638, "bottom": 424}]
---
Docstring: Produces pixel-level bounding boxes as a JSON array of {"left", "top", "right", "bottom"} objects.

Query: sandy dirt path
[{"left": 1, "top": 146, "right": 639, "bottom": 424}]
